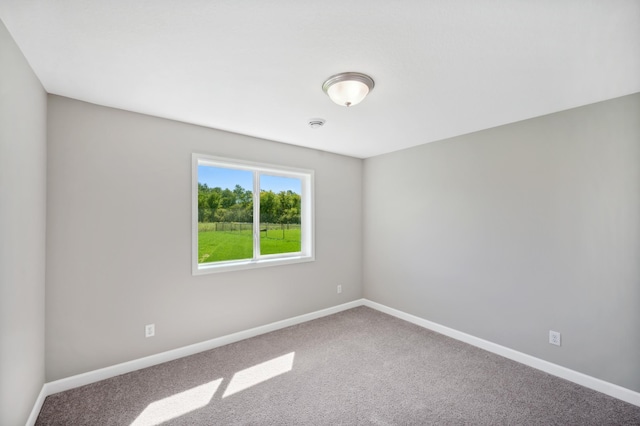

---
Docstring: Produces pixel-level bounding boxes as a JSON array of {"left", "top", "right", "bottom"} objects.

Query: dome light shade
[{"left": 322, "top": 72, "right": 375, "bottom": 107}]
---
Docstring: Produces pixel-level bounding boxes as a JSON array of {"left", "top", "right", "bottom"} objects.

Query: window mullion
[{"left": 253, "top": 171, "right": 260, "bottom": 260}]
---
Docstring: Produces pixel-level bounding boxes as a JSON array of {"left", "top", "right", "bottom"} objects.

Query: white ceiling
[{"left": 1, "top": 1, "right": 639, "bottom": 158}]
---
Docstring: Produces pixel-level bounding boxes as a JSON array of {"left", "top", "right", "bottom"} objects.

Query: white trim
[
  {"left": 28, "top": 297, "right": 640, "bottom": 423},
  {"left": 26, "top": 385, "right": 48, "bottom": 426},
  {"left": 193, "top": 255, "right": 314, "bottom": 275},
  {"left": 196, "top": 154, "right": 313, "bottom": 177},
  {"left": 362, "top": 299, "right": 640, "bottom": 407},
  {"left": 191, "top": 153, "right": 200, "bottom": 275}
]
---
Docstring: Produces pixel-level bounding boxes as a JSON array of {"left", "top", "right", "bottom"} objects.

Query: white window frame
[{"left": 192, "top": 153, "right": 315, "bottom": 275}]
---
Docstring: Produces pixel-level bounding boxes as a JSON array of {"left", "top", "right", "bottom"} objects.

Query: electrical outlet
[
  {"left": 145, "top": 324, "right": 155, "bottom": 338},
  {"left": 337, "top": 284, "right": 342, "bottom": 294},
  {"left": 549, "top": 330, "right": 561, "bottom": 346}
]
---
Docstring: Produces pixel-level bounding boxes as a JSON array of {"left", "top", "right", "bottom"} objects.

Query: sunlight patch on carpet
[
  {"left": 131, "top": 378, "right": 222, "bottom": 426},
  {"left": 223, "top": 352, "right": 295, "bottom": 398}
]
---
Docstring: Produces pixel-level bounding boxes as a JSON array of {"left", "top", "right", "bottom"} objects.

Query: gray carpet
[{"left": 36, "top": 306, "right": 640, "bottom": 425}]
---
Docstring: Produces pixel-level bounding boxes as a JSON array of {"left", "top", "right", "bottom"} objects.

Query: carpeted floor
[{"left": 36, "top": 306, "right": 640, "bottom": 425}]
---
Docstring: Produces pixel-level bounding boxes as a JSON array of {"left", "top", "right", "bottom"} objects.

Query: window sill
[{"left": 193, "top": 255, "right": 315, "bottom": 275}]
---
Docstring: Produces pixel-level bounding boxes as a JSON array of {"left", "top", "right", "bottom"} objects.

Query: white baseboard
[
  {"left": 26, "top": 299, "right": 363, "bottom": 425},
  {"left": 362, "top": 299, "right": 640, "bottom": 407},
  {"left": 27, "top": 297, "right": 639, "bottom": 425},
  {"left": 25, "top": 385, "right": 49, "bottom": 426}
]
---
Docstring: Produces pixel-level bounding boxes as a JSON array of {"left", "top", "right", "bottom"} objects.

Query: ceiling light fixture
[{"left": 322, "top": 72, "right": 375, "bottom": 107}]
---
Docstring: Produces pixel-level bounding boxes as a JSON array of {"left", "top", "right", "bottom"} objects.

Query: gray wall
[
  {"left": 0, "top": 19, "right": 47, "bottom": 425},
  {"left": 46, "top": 95, "right": 363, "bottom": 381},
  {"left": 363, "top": 93, "right": 640, "bottom": 392}
]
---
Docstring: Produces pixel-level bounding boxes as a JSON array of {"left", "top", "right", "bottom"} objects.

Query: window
[{"left": 192, "top": 154, "right": 314, "bottom": 274}]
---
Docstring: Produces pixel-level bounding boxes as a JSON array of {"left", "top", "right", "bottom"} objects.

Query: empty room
[{"left": 1, "top": 1, "right": 639, "bottom": 425}]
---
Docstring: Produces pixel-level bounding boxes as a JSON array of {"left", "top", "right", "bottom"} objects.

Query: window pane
[
  {"left": 259, "top": 174, "right": 302, "bottom": 256},
  {"left": 198, "top": 165, "right": 253, "bottom": 263}
]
